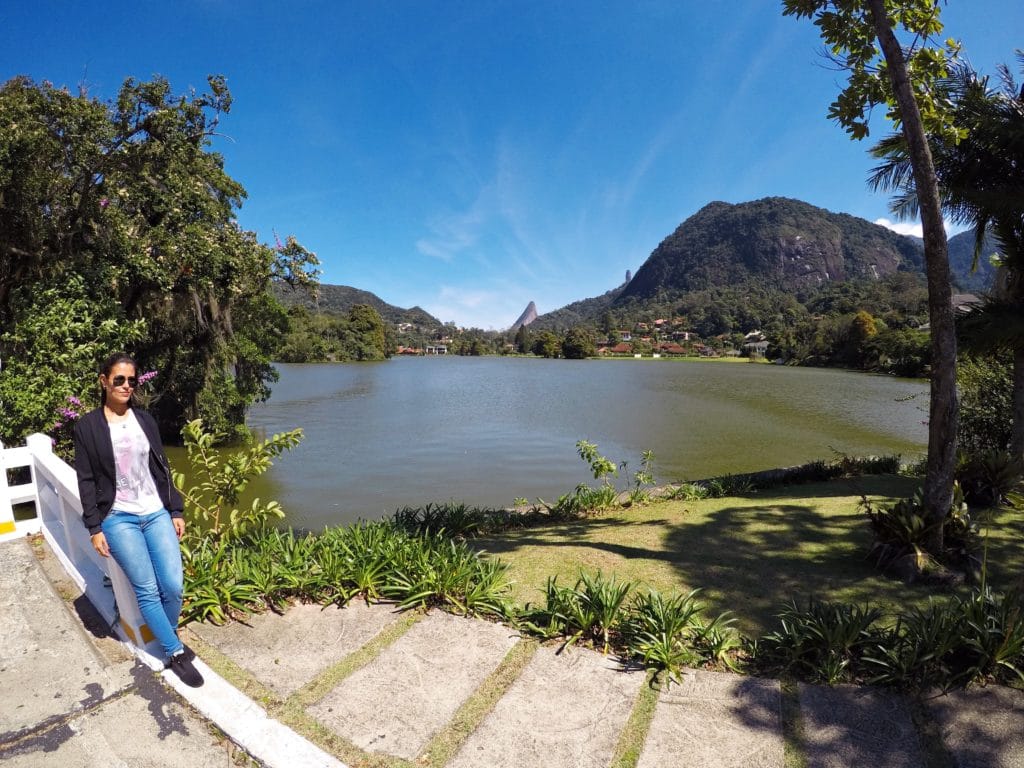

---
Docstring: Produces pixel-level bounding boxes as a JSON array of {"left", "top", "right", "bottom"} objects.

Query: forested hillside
[
  {"left": 273, "top": 283, "right": 442, "bottom": 329},
  {"left": 620, "top": 197, "right": 924, "bottom": 300}
]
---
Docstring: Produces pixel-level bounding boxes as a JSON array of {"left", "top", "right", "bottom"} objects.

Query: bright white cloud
[
  {"left": 874, "top": 217, "right": 924, "bottom": 237},
  {"left": 875, "top": 217, "right": 957, "bottom": 238}
]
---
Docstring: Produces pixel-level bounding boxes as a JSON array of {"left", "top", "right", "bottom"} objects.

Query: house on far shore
[
  {"left": 952, "top": 293, "right": 981, "bottom": 313},
  {"left": 598, "top": 342, "right": 633, "bottom": 355},
  {"left": 920, "top": 293, "right": 981, "bottom": 331},
  {"left": 425, "top": 344, "right": 448, "bottom": 355},
  {"left": 694, "top": 343, "right": 717, "bottom": 357},
  {"left": 743, "top": 330, "right": 769, "bottom": 358}
]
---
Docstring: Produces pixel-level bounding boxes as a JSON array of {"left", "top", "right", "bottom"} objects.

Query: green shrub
[
  {"left": 625, "top": 590, "right": 739, "bottom": 684},
  {"left": 174, "top": 419, "right": 303, "bottom": 545},
  {"left": 667, "top": 482, "right": 711, "bottom": 501},
  {"left": 860, "top": 484, "right": 978, "bottom": 578},
  {"left": 520, "top": 571, "right": 633, "bottom": 654},
  {"left": 958, "top": 353, "right": 1013, "bottom": 454},
  {"left": 755, "top": 598, "right": 885, "bottom": 684},
  {"left": 863, "top": 587, "right": 1024, "bottom": 689},
  {"left": 384, "top": 533, "right": 512, "bottom": 618},
  {"left": 956, "top": 450, "right": 1024, "bottom": 509},
  {"left": 392, "top": 502, "right": 492, "bottom": 538}
]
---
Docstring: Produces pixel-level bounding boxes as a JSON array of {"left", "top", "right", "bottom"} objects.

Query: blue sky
[{"left": 3, "top": 2, "right": 1020, "bottom": 329}]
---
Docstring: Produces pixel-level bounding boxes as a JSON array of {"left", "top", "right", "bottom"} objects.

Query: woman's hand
[
  {"left": 173, "top": 517, "right": 185, "bottom": 540},
  {"left": 91, "top": 532, "right": 110, "bottom": 557}
]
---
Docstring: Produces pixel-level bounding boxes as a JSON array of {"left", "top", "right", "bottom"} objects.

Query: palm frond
[{"left": 958, "top": 298, "right": 1024, "bottom": 354}]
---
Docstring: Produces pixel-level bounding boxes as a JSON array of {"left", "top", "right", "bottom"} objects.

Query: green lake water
[{"left": 171, "top": 357, "right": 928, "bottom": 530}]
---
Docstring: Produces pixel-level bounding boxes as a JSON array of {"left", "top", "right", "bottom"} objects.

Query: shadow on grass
[
  {"left": 476, "top": 475, "right": 959, "bottom": 635},
  {"left": 711, "top": 473, "right": 921, "bottom": 503},
  {"left": 659, "top": 501, "right": 897, "bottom": 634},
  {"left": 479, "top": 516, "right": 679, "bottom": 564}
]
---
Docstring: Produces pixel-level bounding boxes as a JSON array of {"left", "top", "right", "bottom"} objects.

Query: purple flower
[
  {"left": 67, "top": 395, "right": 81, "bottom": 406},
  {"left": 99, "top": 198, "right": 109, "bottom": 208},
  {"left": 137, "top": 370, "right": 158, "bottom": 385}
]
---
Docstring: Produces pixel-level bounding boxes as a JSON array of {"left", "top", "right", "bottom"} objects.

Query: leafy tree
[
  {"left": 849, "top": 309, "right": 879, "bottom": 360},
  {"left": 783, "top": 0, "right": 960, "bottom": 555},
  {"left": 514, "top": 324, "right": 531, "bottom": 354},
  {"left": 630, "top": 338, "right": 654, "bottom": 356},
  {"left": 0, "top": 275, "right": 146, "bottom": 439},
  {"left": 561, "top": 327, "right": 595, "bottom": 359},
  {"left": 862, "top": 327, "right": 930, "bottom": 376},
  {"left": 531, "top": 330, "right": 562, "bottom": 358},
  {"left": 957, "top": 353, "right": 1013, "bottom": 455},
  {"left": 871, "top": 56, "right": 1024, "bottom": 462},
  {"left": 345, "top": 304, "right": 388, "bottom": 361},
  {"left": 0, "top": 75, "right": 319, "bottom": 443}
]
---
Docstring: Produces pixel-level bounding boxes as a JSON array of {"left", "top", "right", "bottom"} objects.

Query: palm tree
[{"left": 870, "top": 53, "right": 1024, "bottom": 463}]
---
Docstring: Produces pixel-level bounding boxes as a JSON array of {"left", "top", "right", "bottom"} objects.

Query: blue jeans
[{"left": 101, "top": 509, "right": 184, "bottom": 658}]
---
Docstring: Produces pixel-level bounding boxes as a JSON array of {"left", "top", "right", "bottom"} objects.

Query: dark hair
[{"left": 99, "top": 352, "right": 137, "bottom": 406}]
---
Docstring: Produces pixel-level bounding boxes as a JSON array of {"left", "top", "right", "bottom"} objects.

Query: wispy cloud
[
  {"left": 425, "top": 284, "right": 526, "bottom": 330},
  {"left": 415, "top": 196, "right": 488, "bottom": 262},
  {"left": 601, "top": 117, "right": 681, "bottom": 211}
]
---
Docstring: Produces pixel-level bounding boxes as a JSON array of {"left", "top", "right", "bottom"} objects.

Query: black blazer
[{"left": 73, "top": 407, "right": 185, "bottom": 535}]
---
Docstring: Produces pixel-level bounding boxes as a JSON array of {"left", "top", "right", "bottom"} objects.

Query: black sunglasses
[{"left": 109, "top": 375, "right": 138, "bottom": 388}]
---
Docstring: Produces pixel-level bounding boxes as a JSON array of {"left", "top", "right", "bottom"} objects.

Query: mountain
[
  {"left": 530, "top": 286, "right": 625, "bottom": 330},
  {"left": 947, "top": 229, "right": 1000, "bottom": 293},
  {"left": 272, "top": 283, "right": 443, "bottom": 328},
  {"left": 620, "top": 197, "right": 924, "bottom": 301},
  {"left": 510, "top": 301, "right": 538, "bottom": 331},
  {"left": 531, "top": 197, "right": 929, "bottom": 331}
]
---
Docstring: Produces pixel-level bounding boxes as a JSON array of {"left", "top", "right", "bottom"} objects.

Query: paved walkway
[{"left": 2, "top": 536, "right": 1023, "bottom": 767}]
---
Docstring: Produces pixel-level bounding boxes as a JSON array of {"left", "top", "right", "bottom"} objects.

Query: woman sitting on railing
[{"left": 72, "top": 352, "right": 203, "bottom": 688}]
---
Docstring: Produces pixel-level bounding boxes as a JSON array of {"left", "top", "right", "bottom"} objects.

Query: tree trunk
[
  {"left": 868, "top": 0, "right": 958, "bottom": 555},
  {"left": 1013, "top": 346, "right": 1024, "bottom": 463}
]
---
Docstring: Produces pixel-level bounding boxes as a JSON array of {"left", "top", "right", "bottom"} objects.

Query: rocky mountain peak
[{"left": 510, "top": 301, "right": 538, "bottom": 331}]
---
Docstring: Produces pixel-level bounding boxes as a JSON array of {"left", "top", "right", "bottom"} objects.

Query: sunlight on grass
[{"left": 473, "top": 475, "right": 1024, "bottom": 636}]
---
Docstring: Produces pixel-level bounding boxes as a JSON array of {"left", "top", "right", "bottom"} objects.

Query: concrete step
[
  {"left": 308, "top": 610, "right": 519, "bottom": 760},
  {"left": 195, "top": 597, "right": 1024, "bottom": 768},
  {"left": 0, "top": 539, "right": 134, "bottom": 736},
  {"left": 638, "top": 670, "right": 784, "bottom": 768},
  {"left": 798, "top": 683, "right": 924, "bottom": 768},
  {"left": 450, "top": 644, "right": 645, "bottom": 768},
  {"left": 0, "top": 539, "right": 242, "bottom": 767},
  {"left": 926, "top": 685, "right": 1024, "bottom": 768},
  {"left": 190, "top": 599, "right": 406, "bottom": 698}
]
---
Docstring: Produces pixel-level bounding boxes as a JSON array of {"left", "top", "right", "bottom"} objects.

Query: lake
[{"left": 210, "top": 357, "right": 928, "bottom": 530}]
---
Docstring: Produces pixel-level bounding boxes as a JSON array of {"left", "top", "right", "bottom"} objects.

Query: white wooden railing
[{"left": 0, "top": 434, "right": 165, "bottom": 668}]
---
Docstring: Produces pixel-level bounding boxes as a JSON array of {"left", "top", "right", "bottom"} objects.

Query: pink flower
[
  {"left": 137, "top": 370, "right": 158, "bottom": 386},
  {"left": 67, "top": 395, "right": 81, "bottom": 406},
  {"left": 99, "top": 198, "right": 109, "bottom": 208}
]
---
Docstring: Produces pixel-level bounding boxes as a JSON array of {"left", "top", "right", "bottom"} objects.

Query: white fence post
[{"left": 0, "top": 437, "right": 42, "bottom": 541}]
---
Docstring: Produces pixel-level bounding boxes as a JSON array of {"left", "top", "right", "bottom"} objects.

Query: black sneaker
[{"left": 167, "top": 650, "right": 204, "bottom": 687}]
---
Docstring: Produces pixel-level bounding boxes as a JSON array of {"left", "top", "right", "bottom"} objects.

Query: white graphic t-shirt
[{"left": 109, "top": 410, "right": 164, "bottom": 515}]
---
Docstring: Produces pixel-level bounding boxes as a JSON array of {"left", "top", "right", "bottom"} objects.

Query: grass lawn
[{"left": 471, "top": 474, "right": 1024, "bottom": 637}]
